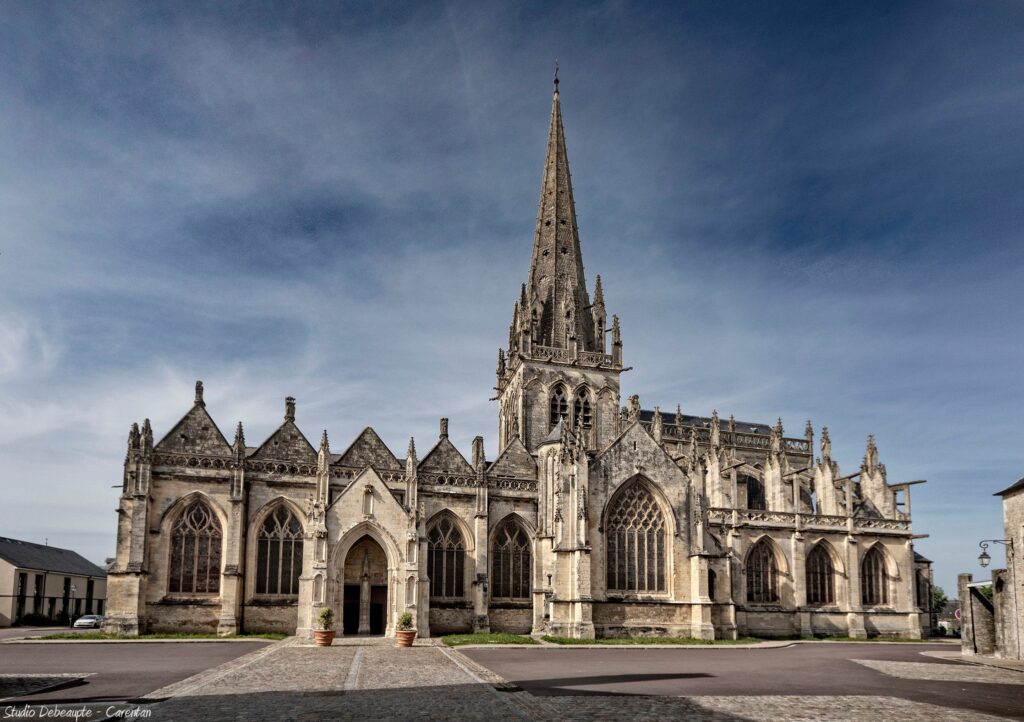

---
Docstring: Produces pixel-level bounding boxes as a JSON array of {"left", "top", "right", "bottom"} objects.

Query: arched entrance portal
[{"left": 342, "top": 536, "right": 388, "bottom": 635}]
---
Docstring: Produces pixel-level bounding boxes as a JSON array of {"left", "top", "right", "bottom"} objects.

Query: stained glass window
[
  {"left": 746, "top": 539, "right": 778, "bottom": 603},
  {"left": 255, "top": 506, "right": 303, "bottom": 596},
  {"left": 861, "top": 546, "right": 889, "bottom": 606},
  {"left": 806, "top": 544, "right": 835, "bottom": 605},
  {"left": 606, "top": 481, "right": 666, "bottom": 593},
  {"left": 491, "top": 520, "right": 531, "bottom": 599},
  {"left": 428, "top": 516, "right": 465, "bottom": 599},
  {"left": 169, "top": 500, "right": 222, "bottom": 594}
]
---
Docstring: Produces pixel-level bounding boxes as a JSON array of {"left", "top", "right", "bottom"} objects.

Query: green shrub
[
  {"left": 317, "top": 607, "right": 334, "bottom": 630},
  {"left": 396, "top": 611, "right": 415, "bottom": 631}
]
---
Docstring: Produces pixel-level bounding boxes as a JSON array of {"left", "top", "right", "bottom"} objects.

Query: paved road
[
  {"left": 463, "top": 642, "right": 1024, "bottom": 720},
  {"left": 0, "top": 641, "right": 269, "bottom": 702}
]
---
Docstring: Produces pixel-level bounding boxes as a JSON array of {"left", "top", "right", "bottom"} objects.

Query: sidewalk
[{"left": 923, "top": 648, "right": 1024, "bottom": 673}]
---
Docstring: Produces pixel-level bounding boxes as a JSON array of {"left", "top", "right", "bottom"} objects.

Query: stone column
[{"left": 358, "top": 551, "right": 371, "bottom": 635}]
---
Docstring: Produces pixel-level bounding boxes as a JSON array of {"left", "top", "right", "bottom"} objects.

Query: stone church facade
[{"left": 104, "top": 83, "right": 931, "bottom": 640}]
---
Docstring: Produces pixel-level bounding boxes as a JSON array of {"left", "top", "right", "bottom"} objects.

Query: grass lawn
[
  {"left": 541, "top": 635, "right": 761, "bottom": 645},
  {"left": 39, "top": 631, "right": 287, "bottom": 641},
  {"left": 442, "top": 633, "right": 541, "bottom": 647}
]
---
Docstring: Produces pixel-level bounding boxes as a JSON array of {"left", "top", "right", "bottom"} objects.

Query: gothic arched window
[
  {"left": 428, "top": 516, "right": 466, "bottom": 599},
  {"left": 861, "top": 546, "right": 889, "bottom": 606},
  {"left": 169, "top": 500, "right": 222, "bottom": 594},
  {"left": 255, "top": 506, "right": 303, "bottom": 596},
  {"left": 606, "top": 481, "right": 666, "bottom": 594},
  {"left": 806, "top": 544, "right": 835, "bottom": 605},
  {"left": 491, "top": 519, "right": 531, "bottom": 600},
  {"left": 549, "top": 386, "right": 569, "bottom": 426},
  {"left": 746, "top": 539, "right": 778, "bottom": 603},
  {"left": 708, "top": 569, "right": 717, "bottom": 602},
  {"left": 573, "top": 390, "right": 592, "bottom": 428},
  {"left": 744, "top": 476, "right": 766, "bottom": 511}
]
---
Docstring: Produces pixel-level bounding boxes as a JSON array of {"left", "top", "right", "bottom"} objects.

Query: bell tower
[{"left": 497, "top": 76, "right": 623, "bottom": 455}]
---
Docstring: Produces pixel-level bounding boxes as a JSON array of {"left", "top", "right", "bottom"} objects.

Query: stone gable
[
  {"left": 487, "top": 438, "right": 537, "bottom": 480},
  {"left": 153, "top": 404, "right": 232, "bottom": 456},
  {"left": 249, "top": 421, "right": 317, "bottom": 463},
  {"left": 334, "top": 427, "right": 402, "bottom": 471}
]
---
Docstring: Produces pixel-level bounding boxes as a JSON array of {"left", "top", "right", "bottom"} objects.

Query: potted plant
[
  {"left": 395, "top": 611, "right": 416, "bottom": 647},
  {"left": 314, "top": 607, "right": 335, "bottom": 647}
]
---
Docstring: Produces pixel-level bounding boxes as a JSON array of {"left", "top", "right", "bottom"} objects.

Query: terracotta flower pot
[
  {"left": 395, "top": 629, "right": 417, "bottom": 647},
  {"left": 314, "top": 630, "right": 336, "bottom": 647}
]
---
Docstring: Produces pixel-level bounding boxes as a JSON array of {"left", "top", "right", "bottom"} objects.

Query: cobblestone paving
[
  {"left": 135, "top": 642, "right": 1012, "bottom": 722},
  {"left": 853, "top": 658, "right": 1024, "bottom": 685},
  {"left": 0, "top": 673, "right": 91, "bottom": 701},
  {"left": 147, "top": 641, "right": 523, "bottom": 722}
]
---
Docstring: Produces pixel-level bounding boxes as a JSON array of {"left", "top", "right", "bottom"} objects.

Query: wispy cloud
[{"left": 0, "top": 1, "right": 1021, "bottom": 592}]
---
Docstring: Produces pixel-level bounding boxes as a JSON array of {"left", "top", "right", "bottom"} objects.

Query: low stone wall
[
  {"left": 429, "top": 606, "right": 473, "bottom": 635},
  {"left": 244, "top": 602, "right": 299, "bottom": 634},
  {"left": 736, "top": 609, "right": 798, "bottom": 637},
  {"left": 146, "top": 601, "right": 220, "bottom": 633},
  {"left": 807, "top": 612, "right": 846, "bottom": 636},
  {"left": 593, "top": 601, "right": 692, "bottom": 637},
  {"left": 863, "top": 611, "right": 919, "bottom": 639},
  {"left": 489, "top": 605, "right": 532, "bottom": 634}
]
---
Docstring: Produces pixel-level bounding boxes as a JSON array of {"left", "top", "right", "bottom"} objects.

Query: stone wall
[
  {"left": 429, "top": 606, "right": 473, "bottom": 634},
  {"left": 244, "top": 602, "right": 299, "bottom": 634},
  {"left": 592, "top": 601, "right": 692, "bottom": 637},
  {"left": 488, "top": 605, "right": 532, "bottom": 634}
]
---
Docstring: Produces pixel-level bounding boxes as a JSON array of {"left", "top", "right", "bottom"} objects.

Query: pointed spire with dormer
[{"left": 519, "top": 79, "right": 598, "bottom": 353}]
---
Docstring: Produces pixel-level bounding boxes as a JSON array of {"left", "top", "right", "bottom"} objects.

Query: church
[{"left": 104, "top": 80, "right": 932, "bottom": 641}]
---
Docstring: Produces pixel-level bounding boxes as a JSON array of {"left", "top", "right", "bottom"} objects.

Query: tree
[{"left": 932, "top": 585, "right": 949, "bottom": 612}]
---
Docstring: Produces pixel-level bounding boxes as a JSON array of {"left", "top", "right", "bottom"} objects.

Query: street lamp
[
  {"left": 70, "top": 584, "right": 77, "bottom": 627},
  {"left": 978, "top": 539, "right": 1013, "bottom": 568}
]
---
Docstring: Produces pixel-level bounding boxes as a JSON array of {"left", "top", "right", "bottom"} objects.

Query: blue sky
[{"left": 1, "top": 1, "right": 1022, "bottom": 596}]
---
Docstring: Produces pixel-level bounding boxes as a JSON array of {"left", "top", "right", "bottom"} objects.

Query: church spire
[{"left": 522, "top": 76, "right": 597, "bottom": 352}]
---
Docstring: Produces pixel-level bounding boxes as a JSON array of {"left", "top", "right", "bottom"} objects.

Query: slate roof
[
  {"left": 913, "top": 550, "right": 933, "bottom": 564},
  {"left": 639, "top": 409, "right": 772, "bottom": 435},
  {"left": 0, "top": 537, "right": 107, "bottom": 577},
  {"left": 995, "top": 477, "right": 1024, "bottom": 497}
]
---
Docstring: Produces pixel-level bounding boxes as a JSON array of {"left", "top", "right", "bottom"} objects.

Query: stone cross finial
[
  {"left": 284, "top": 397, "right": 296, "bottom": 422},
  {"left": 626, "top": 394, "right": 640, "bottom": 423},
  {"left": 194, "top": 380, "right": 205, "bottom": 407},
  {"left": 472, "top": 436, "right": 485, "bottom": 469},
  {"left": 439, "top": 418, "right": 449, "bottom": 439}
]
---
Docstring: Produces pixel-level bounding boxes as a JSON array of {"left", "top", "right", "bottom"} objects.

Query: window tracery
[
  {"left": 606, "top": 481, "right": 666, "bottom": 593},
  {"left": 549, "top": 385, "right": 569, "bottom": 426},
  {"left": 255, "top": 506, "right": 303, "bottom": 596},
  {"left": 428, "top": 516, "right": 465, "bottom": 599},
  {"left": 861, "top": 546, "right": 889, "bottom": 606},
  {"left": 746, "top": 539, "right": 778, "bottom": 603},
  {"left": 806, "top": 544, "right": 835, "bottom": 605},
  {"left": 491, "top": 519, "right": 531, "bottom": 599},
  {"left": 169, "top": 500, "right": 222, "bottom": 594}
]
